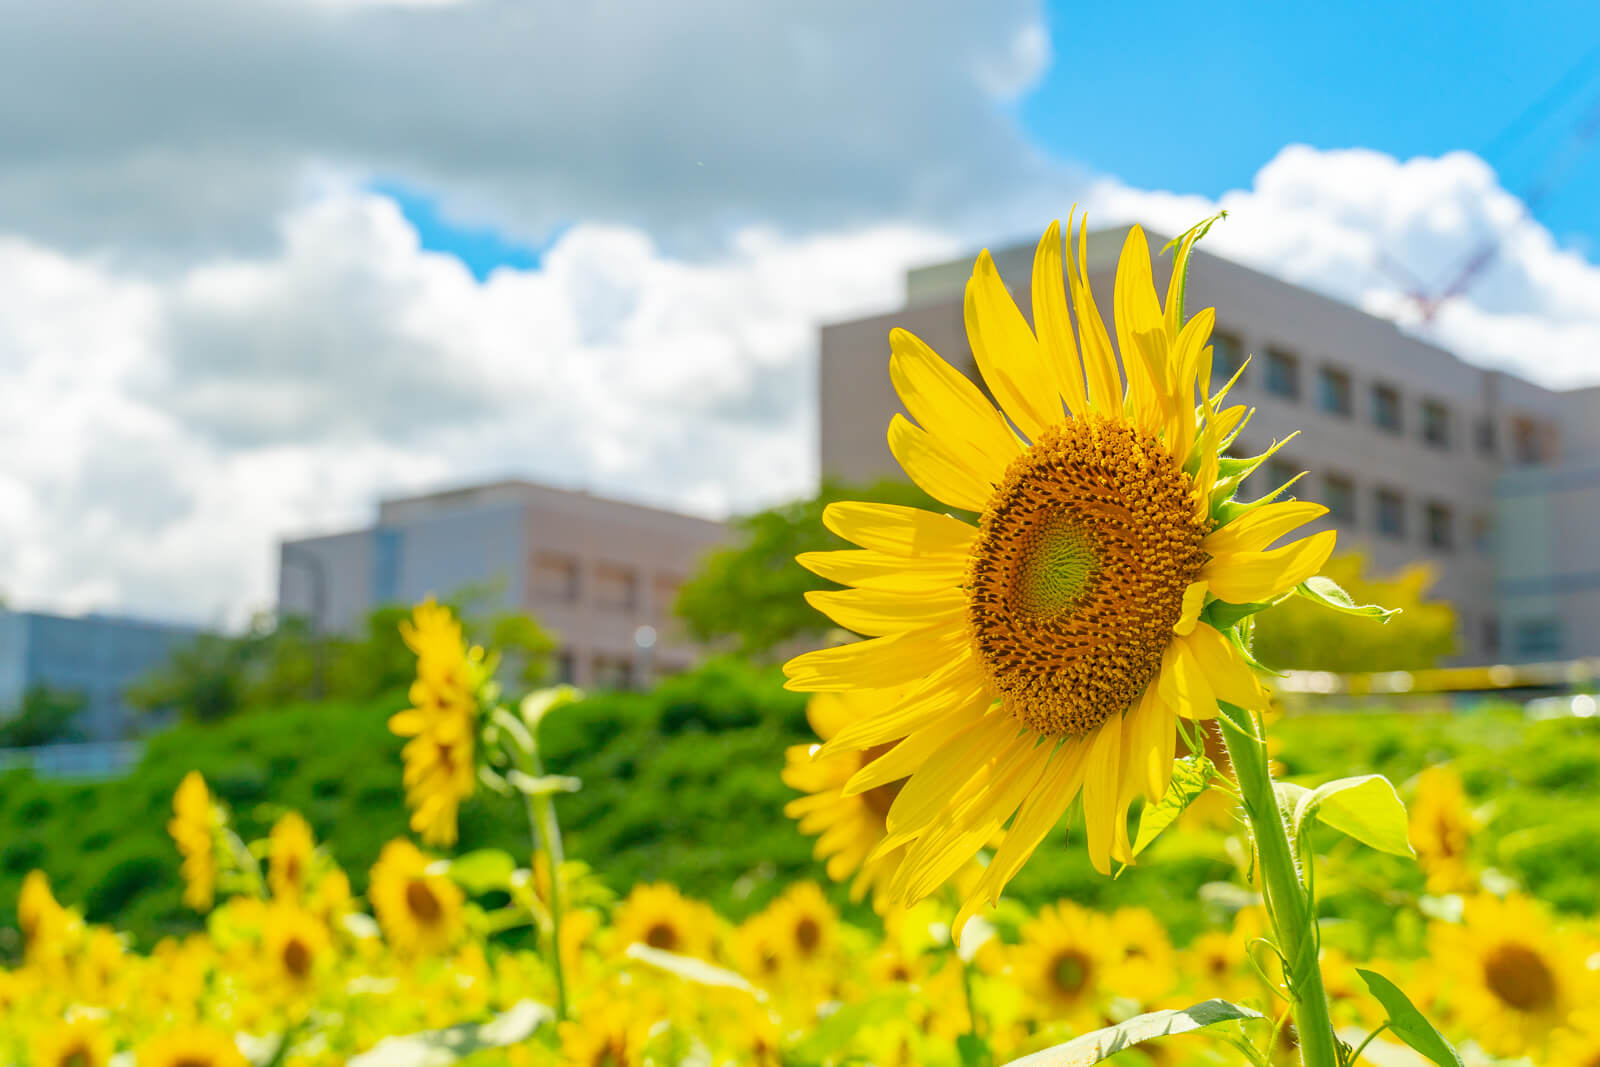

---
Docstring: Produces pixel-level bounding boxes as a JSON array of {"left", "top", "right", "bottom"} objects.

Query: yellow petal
[
  {"left": 783, "top": 622, "right": 969, "bottom": 692},
  {"left": 964, "top": 250, "right": 1061, "bottom": 440},
  {"left": 843, "top": 703, "right": 991, "bottom": 794},
  {"left": 1080, "top": 716, "right": 1124, "bottom": 875},
  {"left": 889, "top": 327, "right": 1021, "bottom": 478},
  {"left": 1180, "top": 623, "right": 1267, "bottom": 711},
  {"left": 1123, "top": 682, "right": 1177, "bottom": 803},
  {"left": 821, "top": 501, "right": 976, "bottom": 558},
  {"left": 805, "top": 586, "right": 967, "bottom": 637},
  {"left": 1113, "top": 225, "right": 1168, "bottom": 432},
  {"left": 796, "top": 549, "right": 964, "bottom": 593},
  {"left": 821, "top": 657, "right": 991, "bottom": 754},
  {"left": 883, "top": 713, "right": 1018, "bottom": 837},
  {"left": 887, "top": 414, "right": 996, "bottom": 513},
  {"left": 1204, "top": 528, "right": 1338, "bottom": 604},
  {"left": 1159, "top": 636, "right": 1218, "bottom": 720},
  {"left": 1069, "top": 214, "right": 1122, "bottom": 412},
  {"left": 1173, "top": 580, "right": 1207, "bottom": 636},
  {"left": 1204, "top": 501, "right": 1329, "bottom": 558},
  {"left": 1030, "top": 220, "right": 1089, "bottom": 417}
]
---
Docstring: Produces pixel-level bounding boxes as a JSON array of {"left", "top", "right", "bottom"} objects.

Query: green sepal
[
  {"left": 1200, "top": 598, "right": 1275, "bottom": 631},
  {"left": 1295, "top": 576, "right": 1400, "bottom": 621},
  {"left": 1355, "top": 969, "right": 1464, "bottom": 1067}
]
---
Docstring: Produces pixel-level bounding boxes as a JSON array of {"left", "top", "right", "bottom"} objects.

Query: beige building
[
  {"left": 820, "top": 226, "right": 1591, "bottom": 664},
  {"left": 277, "top": 480, "right": 730, "bottom": 688}
]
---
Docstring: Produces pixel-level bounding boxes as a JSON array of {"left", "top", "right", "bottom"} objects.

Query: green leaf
[
  {"left": 445, "top": 850, "right": 518, "bottom": 895},
  {"left": 1295, "top": 576, "right": 1399, "bottom": 621},
  {"left": 506, "top": 770, "right": 582, "bottom": 796},
  {"left": 346, "top": 999, "right": 552, "bottom": 1066},
  {"left": 624, "top": 943, "right": 762, "bottom": 997},
  {"left": 996, "top": 1000, "right": 1260, "bottom": 1065},
  {"left": 1130, "top": 756, "right": 1220, "bottom": 859},
  {"left": 788, "top": 991, "right": 914, "bottom": 1066},
  {"left": 957, "top": 1033, "right": 991, "bottom": 1067},
  {"left": 1356, "top": 969, "right": 1463, "bottom": 1067},
  {"left": 1294, "top": 775, "right": 1414, "bottom": 857}
]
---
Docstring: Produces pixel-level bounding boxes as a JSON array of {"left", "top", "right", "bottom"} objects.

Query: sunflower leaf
[
  {"left": 788, "top": 990, "right": 915, "bottom": 1065},
  {"left": 624, "top": 943, "right": 763, "bottom": 997},
  {"left": 1295, "top": 577, "right": 1400, "bottom": 621},
  {"left": 346, "top": 999, "right": 552, "bottom": 1066},
  {"left": 1129, "top": 756, "right": 1219, "bottom": 860},
  {"left": 1355, "top": 969, "right": 1464, "bottom": 1067},
  {"left": 445, "top": 849, "right": 518, "bottom": 895},
  {"left": 1292, "top": 775, "right": 1414, "bottom": 857},
  {"left": 995, "top": 1000, "right": 1261, "bottom": 1065}
]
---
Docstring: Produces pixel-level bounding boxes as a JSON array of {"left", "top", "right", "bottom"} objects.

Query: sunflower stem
[
  {"left": 1216, "top": 701, "right": 1341, "bottom": 1067},
  {"left": 511, "top": 732, "right": 571, "bottom": 1023}
]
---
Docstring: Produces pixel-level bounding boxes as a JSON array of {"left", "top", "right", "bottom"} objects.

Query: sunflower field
[{"left": 7, "top": 220, "right": 1600, "bottom": 1067}]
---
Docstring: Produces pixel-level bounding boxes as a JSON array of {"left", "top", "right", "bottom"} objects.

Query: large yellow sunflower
[
  {"left": 259, "top": 903, "right": 330, "bottom": 1004},
  {"left": 611, "top": 883, "right": 717, "bottom": 960},
  {"left": 1009, "top": 901, "right": 1114, "bottom": 1026},
  {"left": 369, "top": 838, "right": 465, "bottom": 957},
  {"left": 389, "top": 599, "right": 489, "bottom": 847},
  {"left": 784, "top": 217, "right": 1335, "bottom": 931},
  {"left": 1430, "top": 893, "right": 1588, "bottom": 1058},
  {"left": 168, "top": 771, "right": 217, "bottom": 912}
]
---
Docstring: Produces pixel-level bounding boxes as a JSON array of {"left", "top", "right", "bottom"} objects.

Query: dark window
[
  {"left": 551, "top": 650, "right": 576, "bottom": 685},
  {"left": 1371, "top": 383, "right": 1402, "bottom": 434},
  {"left": 1317, "top": 366, "right": 1352, "bottom": 417},
  {"left": 1511, "top": 417, "right": 1556, "bottom": 466},
  {"left": 1475, "top": 417, "right": 1497, "bottom": 457},
  {"left": 1421, "top": 400, "right": 1452, "bottom": 449},
  {"left": 1481, "top": 616, "right": 1500, "bottom": 656},
  {"left": 1375, "top": 487, "right": 1406, "bottom": 539},
  {"left": 1265, "top": 456, "right": 1301, "bottom": 496},
  {"left": 1425, "top": 501, "right": 1454, "bottom": 551},
  {"left": 1264, "top": 348, "right": 1300, "bottom": 400},
  {"left": 1211, "top": 331, "right": 1246, "bottom": 386},
  {"left": 1323, "top": 473, "right": 1356, "bottom": 523},
  {"left": 1514, "top": 618, "right": 1562, "bottom": 658}
]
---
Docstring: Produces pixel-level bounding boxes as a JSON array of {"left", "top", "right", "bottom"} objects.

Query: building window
[
  {"left": 1374, "top": 487, "right": 1406, "bottom": 539},
  {"left": 1511, "top": 417, "right": 1556, "bottom": 466},
  {"left": 1470, "top": 514, "right": 1494, "bottom": 554},
  {"left": 1481, "top": 616, "right": 1500, "bottom": 657},
  {"left": 1371, "top": 383, "right": 1402, "bottom": 433},
  {"left": 1421, "top": 399, "right": 1452, "bottom": 449},
  {"left": 1513, "top": 618, "right": 1562, "bottom": 659},
  {"left": 1263, "top": 456, "right": 1301, "bottom": 497},
  {"left": 1323, "top": 473, "right": 1356, "bottom": 523},
  {"left": 1424, "top": 501, "right": 1454, "bottom": 551},
  {"left": 532, "top": 553, "right": 580, "bottom": 603},
  {"left": 592, "top": 564, "right": 639, "bottom": 611},
  {"left": 1211, "top": 331, "right": 1246, "bottom": 386},
  {"left": 1317, "top": 366, "right": 1352, "bottom": 418},
  {"left": 1264, "top": 348, "right": 1300, "bottom": 401},
  {"left": 592, "top": 654, "right": 635, "bottom": 690},
  {"left": 551, "top": 650, "right": 576, "bottom": 685},
  {"left": 1474, "top": 417, "right": 1497, "bottom": 457}
]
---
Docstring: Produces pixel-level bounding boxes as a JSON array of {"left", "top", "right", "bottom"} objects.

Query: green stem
[
  {"left": 514, "top": 741, "right": 570, "bottom": 1023},
  {"left": 1216, "top": 702, "right": 1341, "bottom": 1067},
  {"left": 1346, "top": 1022, "right": 1390, "bottom": 1065}
]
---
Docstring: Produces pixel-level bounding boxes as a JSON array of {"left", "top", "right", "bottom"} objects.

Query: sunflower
[
  {"left": 1104, "top": 906, "right": 1178, "bottom": 1005},
  {"left": 168, "top": 771, "right": 217, "bottom": 912},
  {"left": 1430, "top": 893, "right": 1587, "bottom": 1057},
  {"left": 260, "top": 904, "right": 329, "bottom": 1003},
  {"left": 389, "top": 599, "right": 490, "bottom": 847},
  {"left": 136, "top": 1026, "right": 248, "bottom": 1067},
  {"left": 1409, "top": 764, "right": 1477, "bottom": 894},
  {"left": 783, "top": 217, "right": 1335, "bottom": 932},
  {"left": 1550, "top": 1017, "right": 1600, "bottom": 1067},
  {"left": 768, "top": 882, "right": 838, "bottom": 967},
  {"left": 782, "top": 691, "right": 913, "bottom": 910},
  {"left": 731, "top": 912, "right": 787, "bottom": 987},
  {"left": 558, "top": 995, "right": 651, "bottom": 1067},
  {"left": 18, "top": 869, "right": 75, "bottom": 962},
  {"left": 611, "top": 883, "right": 716, "bottom": 960},
  {"left": 369, "top": 839, "right": 465, "bottom": 957},
  {"left": 1009, "top": 901, "right": 1113, "bottom": 1025},
  {"left": 32, "top": 1018, "right": 112, "bottom": 1067},
  {"left": 267, "top": 811, "right": 316, "bottom": 902},
  {"left": 1182, "top": 930, "right": 1255, "bottom": 1003}
]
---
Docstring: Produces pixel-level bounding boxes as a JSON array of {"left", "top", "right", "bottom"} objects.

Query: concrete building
[
  {"left": 0, "top": 610, "right": 206, "bottom": 741},
  {"left": 819, "top": 226, "right": 1594, "bottom": 664},
  {"left": 277, "top": 480, "right": 731, "bottom": 688}
]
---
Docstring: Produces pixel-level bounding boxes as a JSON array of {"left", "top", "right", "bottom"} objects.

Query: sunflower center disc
[
  {"left": 967, "top": 415, "right": 1209, "bottom": 737},
  {"left": 406, "top": 879, "right": 442, "bottom": 923},
  {"left": 1484, "top": 942, "right": 1557, "bottom": 1012}
]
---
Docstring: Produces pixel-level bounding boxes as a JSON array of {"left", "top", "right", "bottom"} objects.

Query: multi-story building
[
  {"left": 819, "top": 225, "right": 1595, "bottom": 664},
  {"left": 0, "top": 609, "right": 206, "bottom": 741},
  {"left": 277, "top": 480, "right": 730, "bottom": 688}
]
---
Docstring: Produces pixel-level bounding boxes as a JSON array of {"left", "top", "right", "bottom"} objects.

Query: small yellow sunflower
[
  {"left": 1104, "top": 906, "right": 1179, "bottom": 1005},
  {"left": 18, "top": 869, "right": 75, "bottom": 961},
  {"left": 369, "top": 839, "right": 465, "bottom": 957},
  {"left": 136, "top": 1026, "right": 248, "bottom": 1067},
  {"left": 1182, "top": 929, "right": 1255, "bottom": 1003},
  {"left": 611, "top": 883, "right": 716, "bottom": 959},
  {"left": 558, "top": 995, "right": 651, "bottom": 1067},
  {"left": 267, "top": 811, "right": 316, "bottom": 902},
  {"left": 1430, "top": 893, "right": 1587, "bottom": 1058},
  {"left": 389, "top": 598, "right": 490, "bottom": 847},
  {"left": 32, "top": 1017, "right": 113, "bottom": 1067},
  {"left": 782, "top": 691, "right": 913, "bottom": 910},
  {"left": 731, "top": 912, "right": 787, "bottom": 987},
  {"left": 1009, "top": 901, "right": 1114, "bottom": 1025},
  {"left": 1409, "top": 764, "right": 1477, "bottom": 894},
  {"left": 768, "top": 881, "right": 838, "bottom": 967},
  {"left": 784, "top": 217, "right": 1335, "bottom": 932},
  {"left": 168, "top": 771, "right": 217, "bottom": 912},
  {"left": 260, "top": 904, "right": 330, "bottom": 1002}
]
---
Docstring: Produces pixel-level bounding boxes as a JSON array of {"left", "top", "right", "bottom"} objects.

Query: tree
[
  {"left": 1250, "top": 552, "right": 1457, "bottom": 673},
  {"left": 0, "top": 686, "right": 88, "bottom": 748},
  {"left": 675, "top": 478, "right": 943, "bottom": 658}
]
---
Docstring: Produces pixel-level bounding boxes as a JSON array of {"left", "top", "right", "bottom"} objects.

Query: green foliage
[
  {"left": 674, "top": 478, "right": 942, "bottom": 658},
  {"left": 0, "top": 686, "right": 87, "bottom": 747},
  {"left": 1250, "top": 553, "right": 1456, "bottom": 672}
]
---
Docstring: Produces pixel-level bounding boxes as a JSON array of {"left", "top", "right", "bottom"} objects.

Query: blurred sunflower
[
  {"left": 32, "top": 1017, "right": 112, "bottom": 1067},
  {"left": 1182, "top": 929, "right": 1254, "bottom": 1003},
  {"left": 267, "top": 811, "right": 316, "bottom": 902},
  {"left": 1431, "top": 893, "right": 1587, "bottom": 1058},
  {"left": 136, "top": 1026, "right": 248, "bottom": 1067},
  {"left": 782, "top": 691, "right": 912, "bottom": 910},
  {"left": 558, "top": 995, "right": 650, "bottom": 1067},
  {"left": 1409, "top": 764, "right": 1477, "bottom": 894},
  {"left": 1104, "top": 906, "right": 1178, "bottom": 1005},
  {"left": 769, "top": 882, "right": 838, "bottom": 967},
  {"left": 784, "top": 217, "right": 1334, "bottom": 930},
  {"left": 369, "top": 839, "right": 465, "bottom": 957},
  {"left": 168, "top": 771, "right": 217, "bottom": 912},
  {"left": 261, "top": 904, "right": 329, "bottom": 1003},
  {"left": 390, "top": 599, "right": 489, "bottom": 847},
  {"left": 612, "top": 883, "right": 716, "bottom": 959},
  {"left": 1010, "top": 901, "right": 1113, "bottom": 1024},
  {"left": 18, "top": 870, "right": 75, "bottom": 961},
  {"left": 1550, "top": 1017, "right": 1600, "bottom": 1067},
  {"left": 731, "top": 912, "right": 786, "bottom": 987}
]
